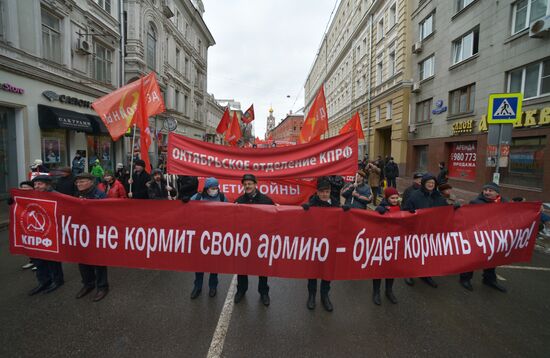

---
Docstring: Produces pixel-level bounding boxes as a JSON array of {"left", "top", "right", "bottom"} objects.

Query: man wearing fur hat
[
  {"left": 459, "top": 182, "right": 508, "bottom": 293},
  {"left": 402, "top": 173, "right": 449, "bottom": 288},
  {"left": 302, "top": 178, "right": 339, "bottom": 311},
  {"left": 128, "top": 159, "right": 151, "bottom": 199}
]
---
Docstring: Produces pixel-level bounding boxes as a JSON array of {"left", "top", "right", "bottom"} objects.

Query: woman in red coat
[{"left": 98, "top": 171, "right": 127, "bottom": 198}]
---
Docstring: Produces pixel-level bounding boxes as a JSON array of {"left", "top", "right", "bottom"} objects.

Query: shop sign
[
  {"left": 478, "top": 105, "right": 550, "bottom": 131},
  {"left": 432, "top": 100, "right": 447, "bottom": 115},
  {"left": 448, "top": 142, "right": 477, "bottom": 181},
  {"left": 42, "top": 90, "right": 93, "bottom": 109},
  {"left": 451, "top": 119, "right": 474, "bottom": 135},
  {"left": 1, "top": 82, "right": 24, "bottom": 94}
]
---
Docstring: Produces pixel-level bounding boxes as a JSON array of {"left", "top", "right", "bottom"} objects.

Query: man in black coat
[
  {"left": 234, "top": 174, "right": 275, "bottom": 306},
  {"left": 73, "top": 173, "right": 109, "bottom": 302},
  {"left": 301, "top": 178, "right": 338, "bottom": 312},
  {"left": 402, "top": 173, "right": 449, "bottom": 288},
  {"left": 384, "top": 157, "right": 399, "bottom": 188},
  {"left": 437, "top": 161, "right": 449, "bottom": 185},
  {"left": 147, "top": 169, "right": 176, "bottom": 199},
  {"left": 177, "top": 175, "right": 199, "bottom": 202},
  {"left": 401, "top": 172, "right": 423, "bottom": 207},
  {"left": 52, "top": 167, "right": 75, "bottom": 196},
  {"left": 459, "top": 182, "right": 508, "bottom": 293},
  {"left": 128, "top": 159, "right": 150, "bottom": 199}
]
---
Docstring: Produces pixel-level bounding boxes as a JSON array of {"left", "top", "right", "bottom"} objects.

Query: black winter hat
[
  {"left": 317, "top": 179, "right": 331, "bottom": 190},
  {"left": 482, "top": 182, "right": 500, "bottom": 193},
  {"left": 413, "top": 172, "right": 424, "bottom": 179},
  {"left": 241, "top": 174, "right": 257, "bottom": 183},
  {"left": 134, "top": 159, "right": 146, "bottom": 167},
  {"left": 31, "top": 175, "right": 52, "bottom": 183},
  {"left": 421, "top": 173, "right": 437, "bottom": 186}
]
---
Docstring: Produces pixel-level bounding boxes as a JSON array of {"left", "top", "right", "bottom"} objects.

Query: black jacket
[
  {"left": 177, "top": 176, "right": 199, "bottom": 201},
  {"left": 401, "top": 183, "right": 421, "bottom": 207},
  {"left": 308, "top": 194, "right": 339, "bottom": 208},
  {"left": 327, "top": 176, "right": 345, "bottom": 204},
  {"left": 147, "top": 179, "right": 176, "bottom": 200},
  {"left": 470, "top": 194, "right": 509, "bottom": 205},
  {"left": 437, "top": 168, "right": 449, "bottom": 185},
  {"left": 402, "top": 187, "right": 448, "bottom": 211},
  {"left": 75, "top": 186, "right": 106, "bottom": 199},
  {"left": 55, "top": 175, "right": 75, "bottom": 196},
  {"left": 235, "top": 191, "right": 274, "bottom": 205},
  {"left": 385, "top": 162, "right": 399, "bottom": 179},
  {"left": 131, "top": 171, "right": 151, "bottom": 199}
]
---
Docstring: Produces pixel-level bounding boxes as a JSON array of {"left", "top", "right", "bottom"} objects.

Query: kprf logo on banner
[{"left": 13, "top": 197, "right": 59, "bottom": 253}]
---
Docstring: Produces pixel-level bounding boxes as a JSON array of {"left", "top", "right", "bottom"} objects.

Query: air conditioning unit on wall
[
  {"left": 530, "top": 15, "right": 550, "bottom": 38},
  {"left": 412, "top": 82, "right": 421, "bottom": 93},
  {"left": 76, "top": 38, "right": 91, "bottom": 54},
  {"left": 412, "top": 42, "right": 422, "bottom": 54},
  {"left": 408, "top": 124, "right": 417, "bottom": 133}
]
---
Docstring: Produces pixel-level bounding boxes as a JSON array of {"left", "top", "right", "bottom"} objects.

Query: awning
[
  {"left": 38, "top": 105, "right": 94, "bottom": 133},
  {"left": 87, "top": 114, "right": 110, "bottom": 135}
]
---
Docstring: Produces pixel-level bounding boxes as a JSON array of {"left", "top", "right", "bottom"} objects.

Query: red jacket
[{"left": 98, "top": 180, "right": 127, "bottom": 198}]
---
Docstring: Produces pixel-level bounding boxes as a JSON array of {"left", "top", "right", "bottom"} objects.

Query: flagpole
[{"left": 128, "top": 123, "right": 137, "bottom": 197}]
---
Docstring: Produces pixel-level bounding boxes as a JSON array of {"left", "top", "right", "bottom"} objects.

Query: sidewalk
[{"left": 0, "top": 201, "right": 8, "bottom": 231}]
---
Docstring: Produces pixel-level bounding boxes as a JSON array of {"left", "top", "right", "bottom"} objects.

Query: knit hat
[
  {"left": 241, "top": 174, "right": 257, "bottom": 183},
  {"left": 438, "top": 183, "right": 452, "bottom": 191},
  {"left": 413, "top": 172, "right": 424, "bottom": 179},
  {"left": 134, "top": 159, "right": 146, "bottom": 167},
  {"left": 116, "top": 163, "right": 124, "bottom": 169},
  {"left": 317, "top": 178, "right": 331, "bottom": 190},
  {"left": 384, "top": 187, "right": 399, "bottom": 199},
  {"left": 204, "top": 177, "right": 219, "bottom": 189},
  {"left": 421, "top": 173, "right": 437, "bottom": 186},
  {"left": 482, "top": 182, "right": 500, "bottom": 193},
  {"left": 30, "top": 159, "right": 43, "bottom": 169}
]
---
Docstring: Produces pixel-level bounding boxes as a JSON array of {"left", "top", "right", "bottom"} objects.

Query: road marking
[
  {"left": 207, "top": 274, "right": 237, "bottom": 358},
  {"left": 336, "top": 247, "right": 346, "bottom": 253},
  {"left": 500, "top": 265, "right": 550, "bottom": 272},
  {"left": 497, "top": 274, "right": 507, "bottom": 281}
]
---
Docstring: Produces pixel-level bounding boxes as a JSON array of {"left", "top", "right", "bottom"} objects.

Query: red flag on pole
[
  {"left": 242, "top": 104, "right": 255, "bottom": 124},
  {"left": 298, "top": 86, "right": 328, "bottom": 144},
  {"left": 225, "top": 112, "right": 242, "bottom": 146},
  {"left": 339, "top": 112, "right": 365, "bottom": 139},
  {"left": 92, "top": 73, "right": 165, "bottom": 141},
  {"left": 216, "top": 107, "right": 231, "bottom": 134}
]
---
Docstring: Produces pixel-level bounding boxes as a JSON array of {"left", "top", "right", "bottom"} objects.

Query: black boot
[
  {"left": 321, "top": 293, "right": 333, "bottom": 312},
  {"left": 421, "top": 277, "right": 438, "bottom": 288},
  {"left": 372, "top": 290, "right": 381, "bottom": 305},
  {"left": 460, "top": 279, "right": 473, "bottom": 291},
  {"left": 483, "top": 279, "right": 507, "bottom": 293},
  {"left": 307, "top": 292, "right": 316, "bottom": 310},
  {"left": 190, "top": 287, "right": 201, "bottom": 299},
  {"left": 386, "top": 290, "right": 398, "bottom": 304},
  {"left": 404, "top": 278, "right": 414, "bottom": 286}
]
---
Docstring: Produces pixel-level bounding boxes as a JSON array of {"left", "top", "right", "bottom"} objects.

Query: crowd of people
[{"left": 13, "top": 154, "right": 549, "bottom": 312}]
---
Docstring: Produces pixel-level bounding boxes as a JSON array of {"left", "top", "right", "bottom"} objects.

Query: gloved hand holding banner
[{"left": 9, "top": 190, "right": 540, "bottom": 280}]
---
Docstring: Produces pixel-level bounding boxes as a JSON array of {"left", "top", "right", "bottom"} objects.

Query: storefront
[{"left": 407, "top": 103, "right": 550, "bottom": 202}]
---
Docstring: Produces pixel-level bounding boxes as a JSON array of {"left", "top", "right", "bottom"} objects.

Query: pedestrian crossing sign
[{"left": 487, "top": 93, "right": 523, "bottom": 124}]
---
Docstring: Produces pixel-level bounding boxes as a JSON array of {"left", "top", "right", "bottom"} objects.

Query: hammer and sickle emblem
[{"left": 26, "top": 210, "right": 46, "bottom": 232}]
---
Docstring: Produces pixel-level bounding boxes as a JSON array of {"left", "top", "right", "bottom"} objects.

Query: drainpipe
[
  {"left": 366, "top": 14, "right": 373, "bottom": 157},
  {"left": 119, "top": 0, "right": 126, "bottom": 165}
]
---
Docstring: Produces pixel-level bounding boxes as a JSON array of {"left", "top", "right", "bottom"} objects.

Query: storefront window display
[
  {"left": 87, "top": 135, "right": 114, "bottom": 171},
  {"left": 501, "top": 136, "right": 545, "bottom": 189},
  {"left": 40, "top": 129, "right": 68, "bottom": 169}
]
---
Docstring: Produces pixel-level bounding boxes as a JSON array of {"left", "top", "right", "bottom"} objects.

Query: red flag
[
  {"left": 225, "top": 112, "right": 242, "bottom": 146},
  {"left": 216, "top": 107, "right": 231, "bottom": 134},
  {"left": 339, "top": 112, "right": 365, "bottom": 139},
  {"left": 298, "top": 86, "right": 328, "bottom": 144},
  {"left": 92, "top": 73, "right": 165, "bottom": 141},
  {"left": 242, "top": 104, "right": 255, "bottom": 124}
]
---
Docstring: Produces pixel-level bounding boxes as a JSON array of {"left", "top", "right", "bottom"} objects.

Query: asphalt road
[{"left": 1, "top": 228, "right": 549, "bottom": 358}]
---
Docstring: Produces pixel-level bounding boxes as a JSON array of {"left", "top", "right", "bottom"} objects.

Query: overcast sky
[{"left": 203, "top": 0, "right": 337, "bottom": 138}]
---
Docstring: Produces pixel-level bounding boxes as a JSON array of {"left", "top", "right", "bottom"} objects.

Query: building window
[
  {"left": 449, "top": 84, "right": 475, "bottom": 116},
  {"left": 147, "top": 23, "right": 157, "bottom": 70},
  {"left": 386, "top": 101, "right": 393, "bottom": 120},
  {"left": 388, "top": 3, "right": 397, "bottom": 28},
  {"left": 184, "top": 95, "right": 188, "bottom": 116},
  {"left": 512, "top": 0, "right": 549, "bottom": 34},
  {"left": 175, "top": 90, "right": 180, "bottom": 112},
  {"left": 416, "top": 98, "right": 432, "bottom": 123},
  {"left": 375, "top": 106, "right": 381, "bottom": 122},
  {"left": 41, "top": 8, "right": 62, "bottom": 63},
  {"left": 184, "top": 57, "right": 189, "bottom": 78},
  {"left": 508, "top": 59, "right": 550, "bottom": 99},
  {"left": 198, "top": 39, "right": 203, "bottom": 57},
  {"left": 501, "top": 136, "right": 546, "bottom": 189},
  {"left": 176, "top": 48, "right": 180, "bottom": 72},
  {"left": 376, "top": 55, "right": 383, "bottom": 85},
  {"left": 0, "top": 1, "right": 4, "bottom": 39},
  {"left": 452, "top": 28, "right": 479, "bottom": 64},
  {"left": 94, "top": 43, "right": 112, "bottom": 84},
  {"left": 377, "top": 18, "right": 384, "bottom": 41},
  {"left": 94, "top": 0, "right": 111, "bottom": 13},
  {"left": 420, "top": 13, "right": 434, "bottom": 40},
  {"left": 456, "top": 0, "right": 475, "bottom": 12},
  {"left": 415, "top": 145, "right": 429, "bottom": 173},
  {"left": 419, "top": 55, "right": 435, "bottom": 80},
  {"left": 388, "top": 45, "right": 396, "bottom": 77}
]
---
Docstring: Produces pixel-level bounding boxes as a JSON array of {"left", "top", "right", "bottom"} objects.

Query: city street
[{"left": 1, "top": 228, "right": 549, "bottom": 358}]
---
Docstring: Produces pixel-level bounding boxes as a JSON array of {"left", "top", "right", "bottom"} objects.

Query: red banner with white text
[
  {"left": 9, "top": 190, "right": 540, "bottom": 280},
  {"left": 167, "top": 131, "right": 358, "bottom": 180},
  {"left": 197, "top": 178, "right": 317, "bottom": 205}
]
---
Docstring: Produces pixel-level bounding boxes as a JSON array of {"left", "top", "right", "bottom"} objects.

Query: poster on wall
[
  {"left": 43, "top": 138, "right": 61, "bottom": 164},
  {"left": 448, "top": 142, "right": 477, "bottom": 181}
]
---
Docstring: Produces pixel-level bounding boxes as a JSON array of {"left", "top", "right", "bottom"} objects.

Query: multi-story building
[
  {"left": 304, "top": 0, "right": 413, "bottom": 170},
  {"left": 408, "top": 0, "right": 550, "bottom": 201},
  {"left": 124, "top": 0, "right": 214, "bottom": 164},
  {"left": 266, "top": 112, "right": 304, "bottom": 144},
  {"left": 0, "top": 0, "right": 123, "bottom": 204},
  {"left": 205, "top": 93, "right": 224, "bottom": 144}
]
